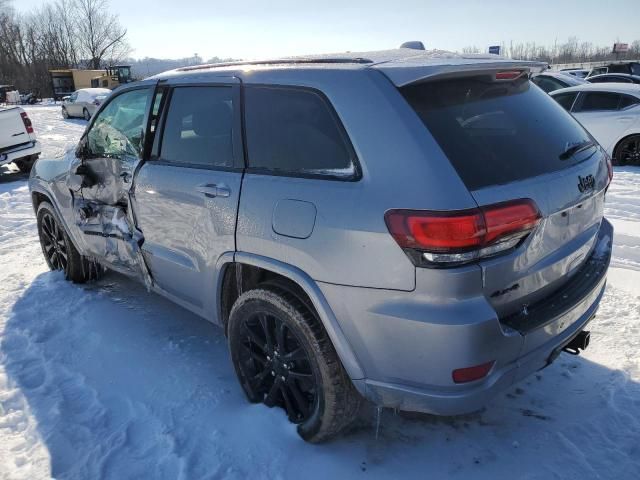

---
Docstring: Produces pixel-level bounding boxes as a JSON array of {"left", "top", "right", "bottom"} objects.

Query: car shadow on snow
[{"left": 2, "top": 270, "right": 639, "bottom": 479}]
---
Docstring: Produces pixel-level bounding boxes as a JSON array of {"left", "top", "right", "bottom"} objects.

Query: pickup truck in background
[{"left": 0, "top": 107, "right": 41, "bottom": 172}]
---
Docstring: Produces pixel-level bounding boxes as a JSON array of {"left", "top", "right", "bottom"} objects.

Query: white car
[
  {"left": 61, "top": 88, "right": 111, "bottom": 120},
  {"left": 0, "top": 106, "right": 41, "bottom": 172},
  {"left": 550, "top": 83, "right": 640, "bottom": 165},
  {"left": 561, "top": 68, "right": 590, "bottom": 79},
  {"left": 531, "top": 71, "right": 586, "bottom": 93}
]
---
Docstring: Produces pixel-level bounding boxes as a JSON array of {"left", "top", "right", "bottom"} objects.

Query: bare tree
[{"left": 74, "top": 0, "right": 130, "bottom": 69}]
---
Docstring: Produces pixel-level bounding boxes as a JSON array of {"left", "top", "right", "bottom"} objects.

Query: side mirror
[{"left": 75, "top": 137, "right": 90, "bottom": 159}]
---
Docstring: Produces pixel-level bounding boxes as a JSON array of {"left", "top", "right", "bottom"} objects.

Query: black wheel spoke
[
  {"left": 287, "top": 381, "right": 310, "bottom": 419},
  {"left": 245, "top": 326, "right": 267, "bottom": 352},
  {"left": 280, "top": 384, "right": 296, "bottom": 419},
  {"left": 263, "top": 377, "right": 282, "bottom": 407},
  {"left": 275, "top": 321, "right": 287, "bottom": 351},
  {"left": 258, "top": 313, "right": 274, "bottom": 352},
  {"left": 288, "top": 371, "right": 313, "bottom": 381},
  {"left": 282, "top": 347, "right": 306, "bottom": 362}
]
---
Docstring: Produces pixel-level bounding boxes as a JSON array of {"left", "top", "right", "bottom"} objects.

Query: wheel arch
[
  {"left": 217, "top": 252, "right": 366, "bottom": 381},
  {"left": 612, "top": 131, "right": 640, "bottom": 162}
]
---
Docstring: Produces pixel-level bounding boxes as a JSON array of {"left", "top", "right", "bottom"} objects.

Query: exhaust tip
[{"left": 563, "top": 330, "right": 590, "bottom": 355}]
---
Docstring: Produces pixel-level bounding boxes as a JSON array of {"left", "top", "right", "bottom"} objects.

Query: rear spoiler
[{"left": 373, "top": 60, "right": 548, "bottom": 87}]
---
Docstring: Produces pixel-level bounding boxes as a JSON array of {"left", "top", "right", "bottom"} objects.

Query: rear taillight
[
  {"left": 20, "top": 112, "right": 34, "bottom": 134},
  {"left": 495, "top": 70, "right": 524, "bottom": 81},
  {"left": 385, "top": 199, "right": 541, "bottom": 267}
]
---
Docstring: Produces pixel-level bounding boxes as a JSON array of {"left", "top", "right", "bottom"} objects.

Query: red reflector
[
  {"left": 385, "top": 199, "right": 540, "bottom": 253},
  {"left": 495, "top": 70, "right": 523, "bottom": 80},
  {"left": 452, "top": 361, "right": 495, "bottom": 383},
  {"left": 20, "top": 112, "right": 34, "bottom": 134}
]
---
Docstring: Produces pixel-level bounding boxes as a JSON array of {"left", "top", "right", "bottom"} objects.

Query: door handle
[{"left": 196, "top": 183, "right": 231, "bottom": 198}]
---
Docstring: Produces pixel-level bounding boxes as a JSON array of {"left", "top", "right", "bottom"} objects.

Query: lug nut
[
  {"left": 271, "top": 371, "right": 275, "bottom": 376},
  {"left": 281, "top": 376, "right": 286, "bottom": 381}
]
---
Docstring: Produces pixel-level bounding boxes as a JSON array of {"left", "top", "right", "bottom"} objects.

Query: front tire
[
  {"left": 228, "top": 286, "right": 361, "bottom": 442},
  {"left": 83, "top": 108, "right": 91, "bottom": 121},
  {"left": 36, "top": 201, "right": 101, "bottom": 283},
  {"left": 613, "top": 134, "right": 640, "bottom": 166},
  {"left": 61, "top": 107, "right": 69, "bottom": 119}
]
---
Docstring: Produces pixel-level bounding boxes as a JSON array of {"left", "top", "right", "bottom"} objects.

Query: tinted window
[
  {"left": 620, "top": 95, "right": 640, "bottom": 109},
  {"left": 401, "top": 77, "right": 593, "bottom": 190},
  {"left": 532, "top": 76, "right": 566, "bottom": 93},
  {"left": 578, "top": 92, "right": 621, "bottom": 111},
  {"left": 244, "top": 87, "right": 356, "bottom": 178},
  {"left": 159, "top": 87, "right": 235, "bottom": 168},
  {"left": 553, "top": 92, "right": 578, "bottom": 111},
  {"left": 87, "top": 88, "right": 151, "bottom": 158}
]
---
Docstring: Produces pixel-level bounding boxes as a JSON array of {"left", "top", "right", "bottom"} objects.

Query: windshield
[{"left": 401, "top": 76, "right": 594, "bottom": 190}]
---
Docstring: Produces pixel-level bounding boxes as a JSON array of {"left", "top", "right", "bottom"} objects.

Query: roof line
[{"left": 176, "top": 57, "right": 374, "bottom": 72}]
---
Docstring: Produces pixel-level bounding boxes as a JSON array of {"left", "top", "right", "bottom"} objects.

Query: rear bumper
[
  {"left": 320, "top": 218, "right": 612, "bottom": 415},
  {"left": 0, "top": 140, "right": 41, "bottom": 166}
]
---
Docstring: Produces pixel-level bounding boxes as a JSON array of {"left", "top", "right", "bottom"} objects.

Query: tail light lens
[
  {"left": 452, "top": 361, "right": 495, "bottom": 383},
  {"left": 385, "top": 199, "right": 541, "bottom": 267},
  {"left": 20, "top": 112, "right": 34, "bottom": 134}
]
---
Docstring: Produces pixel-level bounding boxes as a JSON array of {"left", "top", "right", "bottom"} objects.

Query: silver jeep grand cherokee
[{"left": 29, "top": 47, "right": 613, "bottom": 442}]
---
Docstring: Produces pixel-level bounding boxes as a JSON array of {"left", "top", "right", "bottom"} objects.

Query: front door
[
  {"left": 66, "top": 86, "right": 154, "bottom": 283},
  {"left": 133, "top": 80, "right": 243, "bottom": 317}
]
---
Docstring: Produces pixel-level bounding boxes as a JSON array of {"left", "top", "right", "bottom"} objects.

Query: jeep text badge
[{"left": 578, "top": 174, "right": 595, "bottom": 193}]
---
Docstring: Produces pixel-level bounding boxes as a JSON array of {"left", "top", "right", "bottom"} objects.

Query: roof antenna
[{"left": 400, "top": 41, "right": 425, "bottom": 50}]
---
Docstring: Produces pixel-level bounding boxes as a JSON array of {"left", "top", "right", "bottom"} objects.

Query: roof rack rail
[{"left": 176, "top": 57, "right": 373, "bottom": 72}]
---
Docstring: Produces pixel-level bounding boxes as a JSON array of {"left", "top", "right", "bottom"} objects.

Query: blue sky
[{"left": 14, "top": 0, "right": 640, "bottom": 60}]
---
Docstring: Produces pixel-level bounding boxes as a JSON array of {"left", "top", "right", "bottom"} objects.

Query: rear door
[
  {"left": 572, "top": 91, "right": 636, "bottom": 152},
  {"left": 133, "top": 79, "right": 243, "bottom": 316},
  {"left": 400, "top": 74, "right": 609, "bottom": 318}
]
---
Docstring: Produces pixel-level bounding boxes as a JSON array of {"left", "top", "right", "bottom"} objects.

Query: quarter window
[
  {"left": 86, "top": 88, "right": 152, "bottom": 158},
  {"left": 159, "top": 86, "right": 235, "bottom": 168},
  {"left": 619, "top": 95, "right": 640, "bottom": 109},
  {"left": 553, "top": 92, "right": 578, "bottom": 111},
  {"left": 244, "top": 86, "right": 356, "bottom": 179}
]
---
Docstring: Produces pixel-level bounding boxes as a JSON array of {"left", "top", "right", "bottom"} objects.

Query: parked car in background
[
  {"left": 0, "top": 106, "right": 41, "bottom": 172},
  {"left": 0, "top": 85, "right": 16, "bottom": 103},
  {"left": 586, "top": 62, "right": 640, "bottom": 78},
  {"left": 531, "top": 71, "right": 586, "bottom": 93},
  {"left": 587, "top": 73, "right": 640, "bottom": 85},
  {"left": 561, "top": 68, "right": 590, "bottom": 79},
  {"left": 550, "top": 83, "right": 640, "bottom": 165},
  {"left": 30, "top": 48, "right": 612, "bottom": 442},
  {"left": 61, "top": 88, "right": 111, "bottom": 120}
]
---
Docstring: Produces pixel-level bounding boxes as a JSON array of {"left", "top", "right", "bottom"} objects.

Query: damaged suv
[{"left": 29, "top": 48, "right": 613, "bottom": 442}]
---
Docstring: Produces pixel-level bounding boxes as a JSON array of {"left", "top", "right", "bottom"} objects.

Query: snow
[{"left": 1, "top": 106, "right": 639, "bottom": 479}]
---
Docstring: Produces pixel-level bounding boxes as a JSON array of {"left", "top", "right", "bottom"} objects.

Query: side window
[
  {"left": 86, "top": 88, "right": 152, "bottom": 158},
  {"left": 553, "top": 92, "right": 578, "bottom": 111},
  {"left": 244, "top": 86, "right": 357, "bottom": 179},
  {"left": 158, "top": 86, "right": 235, "bottom": 168},
  {"left": 619, "top": 95, "right": 640, "bottom": 110},
  {"left": 577, "top": 92, "right": 621, "bottom": 112},
  {"left": 532, "top": 77, "right": 564, "bottom": 93},
  {"left": 69, "top": 92, "right": 78, "bottom": 102}
]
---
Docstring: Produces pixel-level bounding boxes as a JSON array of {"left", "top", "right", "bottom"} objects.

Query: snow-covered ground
[{"left": 1, "top": 106, "right": 639, "bottom": 479}]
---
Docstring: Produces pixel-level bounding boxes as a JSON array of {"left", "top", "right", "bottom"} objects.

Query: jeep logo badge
[{"left": 578, "top": 174, "right": 595, "bottom": 193}]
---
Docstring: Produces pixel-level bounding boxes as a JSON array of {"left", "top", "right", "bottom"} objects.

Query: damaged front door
[{"left": 67, "top": 86, "right": 154, "bottom": 285}]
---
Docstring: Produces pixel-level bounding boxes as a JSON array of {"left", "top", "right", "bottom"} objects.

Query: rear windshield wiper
[{"left": 559, "top": 140, "right": 596, "bottom": 160}]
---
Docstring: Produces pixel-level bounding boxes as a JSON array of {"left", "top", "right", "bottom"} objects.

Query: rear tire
[
  {"left": 14, "top": 154, "right": 37, "bottom": 173},
  {"left": 83, "top": 108, "right": 90, "bottom": 121},
  {"left": 228, "top": 286, "right": 361, "bottom": 442},
  {"left": 36, "top": 201, "right": 102, "bottom": 283},
  {"left": 613, "top": 134, "right": 640, "bottom": 166}
]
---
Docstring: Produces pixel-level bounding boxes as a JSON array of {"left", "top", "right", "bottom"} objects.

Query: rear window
[{"left": 401, "top": 76, "right": 593, "bottom": 190}]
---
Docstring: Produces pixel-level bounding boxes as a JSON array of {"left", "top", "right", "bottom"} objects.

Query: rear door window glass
[
  {"left": 159, "top": 86, "right": 235, "bottom": 168},
  {"left": 619, "top": 95, "right": 640, "bottom": 109},
  {"left": 578, "top": 92, "right": 621, "bottom": 112},
  {"left": 401, "top": 76, "right": 593, "bottom": 190},
  {"left": 244, "top": 86, "right": 357, "bottom": 179}
]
